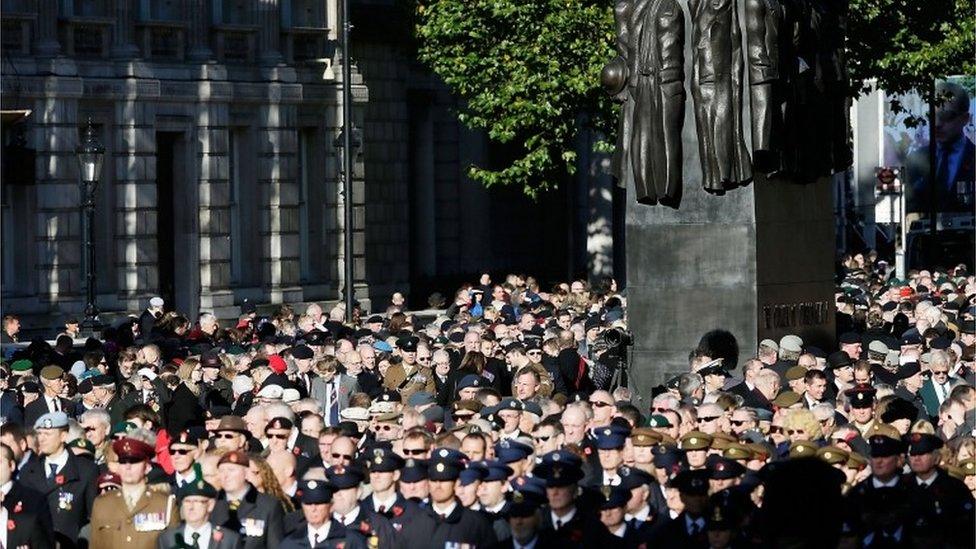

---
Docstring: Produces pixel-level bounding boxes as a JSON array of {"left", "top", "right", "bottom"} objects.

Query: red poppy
[
  {"left": 337, "top": 543, "right": 345, "bottom": 549},
  {"left": 13, "top": 501, "right": 22, "bottom": 514},
  {"left": 359, "top": 521, "right": 370, "bottom": 533},
  {"left": 392, "top": 505, "right": 404, "bottom": 517},
  {"left": 292, "top": 446, "right": 301, "bottom": 456},
  {"left": 55, "top": 474, "right": 65, "bottom": 485},
  {"left": 213, "top": 530, "right": 224, "bottom": 542},
  {"left": 7, "top": 519, "right": 14, "bottom": 531}
]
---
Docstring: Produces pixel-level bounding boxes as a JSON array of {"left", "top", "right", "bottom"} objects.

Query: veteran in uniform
[
  {"left": 383, "top": 336, "right": 436, "bottom": 402},
  {"left": 209, "top": 450, "right": 285, "bottom": 548},
  {"left": 90, "top": 437, "right": 178, "bottom": 549},
  {"left": 156, "top": 479, "right": 241, "bottom": 549},
  {"left": 18, "top": 411, "right": 98, "bottom": 548}
]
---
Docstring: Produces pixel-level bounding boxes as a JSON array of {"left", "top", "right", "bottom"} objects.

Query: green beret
[
  {"left": 68, "top": 438, "right": 96, "bottom": 454},
  {"left": 177, "top": 479, "right": 218, "bottom": 500},
  {"left": 10, "top": 359, "right": 32, "bottom": 372}
]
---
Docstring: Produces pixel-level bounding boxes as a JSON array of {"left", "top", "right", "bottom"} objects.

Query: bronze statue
[
  {"left": 744, "top": 0, "right": 788, "bottom": 175},
  {"left": 603, "top": 0, "right": 686, "bottom": 206},
  {"left": 689, "top": 0, "right": 753, "bottom": 193}
]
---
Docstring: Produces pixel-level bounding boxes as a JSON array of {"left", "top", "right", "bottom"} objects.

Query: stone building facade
[{"left": 1, "top": 0, "right": 620, "bottom": 332}]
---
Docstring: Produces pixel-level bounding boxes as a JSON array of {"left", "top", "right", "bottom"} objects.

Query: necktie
[
  {"left": 313, "top": 533, "right": 321, "bottom": 546},
  {"left": 52, "top": 398, "right": 59, "bottom": 412},
  {"left": 338, "top": 515, "right": 345, "bottom": 524},
  {"left": 227, "top": 499, "right": 242, "bottom": 533},
  {"left": 191, "top": 532, "right": 201, "bottom": 549},
  {"left": 377, "top": 505, "right": 386, "bottom": 514},
  {"left": 48, "top": 463, "right": 57, "bottom": 479},
  {"left": 328, "top": 383, "right": 340, "bottom": 426},
  {"left": 555, "top": 518, "right": 562, "bottom": 530}
]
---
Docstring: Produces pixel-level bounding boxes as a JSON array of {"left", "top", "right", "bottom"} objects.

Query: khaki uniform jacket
[
  {"left": 90, "top": 485, "right": 179, "bottom": 549},
  {"left": 510, "top": 362, "right": 555, "bottom": 398},
  {"left": 383, "top": 363, "right": 436, "bottom": 403}
]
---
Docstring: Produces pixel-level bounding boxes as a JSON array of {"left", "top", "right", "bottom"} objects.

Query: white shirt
[
  {"left": 513, "top": 536, "right": 538, "bottom": 549},
  {"left": 324, "top": 378, "right": 342, "bottom": 426},
  {"left": 45, "top": 449, "right": 69, "bottom": 475},
  {"left": 685, "top": 514, "right": 706, "bottom": 535},
  {"left": 431, "top": 500, "right": 458, "bottom": 519},
  {"left": 335, "top": 506, "right": 360, "bottom": 526},
  {"left": 174, "top": 471, "right": 197, "bottom": 488},
  {"left": 287, "top": 429, "right": 300, "bottom": 452},
  {"left": 372, "top": 492, "right": 397, "bottom": 513},
  {"left": 484, "top": 500, "right": 506, "bottom": 514},
  {"left": 602, "top": 471, "right": 621, "bottom": 486},
  {"left": 284, "top": 480, "right": 298, "bottom": 497},
  {"left": 871, "top": 476, "right": 900, "bottom": 489},
  {"left": 916, "top": 471, "right": 939, "bottom": 487},
  {"left": 46, "top": 395, "right": 62, "bottom": 413},
  {"left": 308, "top": 522, "right": 332, "bottom": 547},
  {"left": 609, "top": 524, "right": 627, "bottom": 538},
  {"left": 184, "top": 523, "right": 213, "bottom": 549},
  {"left": 625, "top": 505, "right": 652, "bottom": 524},
  {"left": 550, "top": 507, "right": 576, "bottom": 529}
]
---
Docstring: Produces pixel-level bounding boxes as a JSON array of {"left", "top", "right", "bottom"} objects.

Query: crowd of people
[{"left": 0, "top": 264, "right": 973, "bottom": 548}]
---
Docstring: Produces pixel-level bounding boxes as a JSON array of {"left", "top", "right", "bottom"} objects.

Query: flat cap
[{"left": 40, "top": 365, "right": 64, "bottom": 380}]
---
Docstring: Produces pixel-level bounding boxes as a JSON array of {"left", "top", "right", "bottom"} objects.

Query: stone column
[
  {"left": 111, "top": 0, "right": 140, "bottom": 58},
  {"left": 257, "top": 98, "right": 302, "bottom": 303},
  {"left": 257, "top": 0, "right": 283, "bottom": 65},
  {"left": 186, "top": 0, "right": 213, "bottom": 60},
  {"left": 196, "top": 100, "right": 234, "bottom": 316},
  {"left": 113, "top": 85, "right": 158, "bottom": 310},
  {"left": 34, "top": 0, "right": 60, "bottom": 56},
  {"left": 32, "top": 91, "right": 82, "bottom": 305}
]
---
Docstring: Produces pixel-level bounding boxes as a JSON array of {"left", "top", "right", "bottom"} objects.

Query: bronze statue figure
[
  {"left": 743, "top": 0, "right": 787, "bottom": 175},
  {"left": 690, "top": 0, "right": 753, "bottom": 193},
  {"left": 603, "top": 0, "right": 686, "bottom": 206}
]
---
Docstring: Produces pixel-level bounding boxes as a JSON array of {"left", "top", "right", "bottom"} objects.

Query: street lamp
[{"left": 77, "top": 118, "right": 104, "bottom": 335}]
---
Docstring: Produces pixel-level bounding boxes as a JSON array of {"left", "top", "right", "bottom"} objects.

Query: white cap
[
  {"left": 69, "top": 360, "right": 87, "bottom": 378},
  {"left": 340, "top": 407, "right": 369, "bottom": 422},
  {"left": 256, "top": 385, "right": 284, "bottom": 400},
  {"left": 282, "top": 388, "right": 301, "bottom": 403},
  {"left": 137, "top": 367, "right": 157, "bottom": 381},
  {"left": 368, "top": 401, "right": 396, "bottom": 415},
  {"left": 149, "top": 297, "right": 164, "bottom": 308},
  {"left": 232, "top": 376, "right": 254, "bottom": 395}
]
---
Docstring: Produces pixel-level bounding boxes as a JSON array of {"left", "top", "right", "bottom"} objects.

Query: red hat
[
  {"left": 900, "top": 287, "right": 914, "bottom": 297},
  {"left": 112, "top": 437, "right": 155, "bottom": 463},
  {"left": 268, "top": 354, "right": 287, "bottom": 375},
  {"left": 97, "top": 472, "right": 122, "bottom": 490}
]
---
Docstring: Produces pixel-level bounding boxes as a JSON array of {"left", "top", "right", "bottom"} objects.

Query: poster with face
[{"left": 884, "top": 76, "right": 976, "bottom": 215}]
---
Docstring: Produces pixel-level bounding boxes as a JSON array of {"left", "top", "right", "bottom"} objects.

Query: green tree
[
  {"left": 415, "top": 0, "right": 974, "bottom": 197},
  {"left": 415, "top": 0, "right": 615, "bottom": 197},
  {"left": 847, "top": 0, "right": 975, "bottom": 114}
]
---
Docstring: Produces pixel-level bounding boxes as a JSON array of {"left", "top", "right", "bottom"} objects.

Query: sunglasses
[
  {"left": 533, "top": 435, "right": 552, "bottom": 443},
  {"left": 932, "top": 370, "right": 949, "bottom": 376},
  {"left": 216, "top": 433, "right": 239, "bottom": 440},
  {"left": 266, "top": 433, "right": 289, "bottom": 440},
  {"left": 769, "top": 426, "right": 784, "bottom": 434},
  {"left": 729, "top": 420, "right": 748, "bottom": 426},
  {"left": 453, "top": 414, "right": 474, "bottom": 421},
  {"left": 403, "top": 448, "right": 426, "bottom": 456},
  {"left": 118, "top": 457, "right": 145, "bottom": 465},
  {"left": 331, "top": 453, "right": 353, "bottom": 460},
  {"left": 697, "top": 416, "right": 721, "bottom": 423},
  {"left": 169, "top": 448, "right": 193, "bottom": 455},
  {"left": 83, "top": 426, "right": 98, "bottom": 432},
  {"left": 652, "top": 407, "right": 671, "bottom": 413},
  {"left": 375, "top": 425, "right": 395, "bottom": 432},
  {"left": 589, "top": 401, "right": 612, "bottom": 408},
  {"left": 786, "top": 429, "right": 806, "bottom": 436}
]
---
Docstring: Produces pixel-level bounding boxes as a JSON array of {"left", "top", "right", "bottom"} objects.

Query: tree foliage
[
  {"left": 415, "top": 0, "right": 615, "bottom": 197},
  {"left": 414, "top": 0, "right": 974, "bottom": 196},
  {"left": 847, "top": 0, "right": 975, "bottom": 113}
]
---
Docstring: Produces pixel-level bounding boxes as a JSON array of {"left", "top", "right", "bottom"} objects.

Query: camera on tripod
[{"left": 602, "top": 327, "right": 633, "bottom": 351}]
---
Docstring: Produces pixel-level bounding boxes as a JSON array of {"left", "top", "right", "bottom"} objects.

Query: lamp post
[
  {"left": 339, "top": 0, "right": 355, "bottom": 319},
  {"left": 77, "top": 118, "right": 104, "bottom": 335}
]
